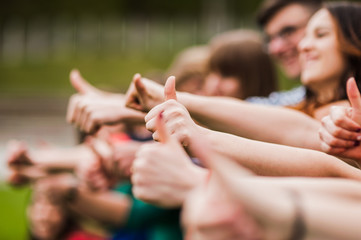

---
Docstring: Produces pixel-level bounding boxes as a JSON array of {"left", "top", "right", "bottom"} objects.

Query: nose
[
  {"left": 298, "top": 35, "right": 312, "bottom": 53},
  {"left": 204, "top": 73, "right": 221, "bottom": 96},
  {"left": 268, "top": 37, "right": 286, "bottom": 56}
]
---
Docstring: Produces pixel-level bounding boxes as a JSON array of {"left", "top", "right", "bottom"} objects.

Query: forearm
[
  {"left": 30, "top": 145, "right": 93, "bottom": 171},
  {"left": 234, "top": 181, "right": 361, "bottom": 240},
  {"left": 178, "top": 92, "right": 320, "bottom": 150},
  {"left": 69, "top": 189, "right": 132, "bottom": 226},
  {"left": 202, "top": 128, "right": 361, "bottom": 179},
  {"left": 301, "top": 191, "right": 361, "bottom": 240},
  {"left": 249, "top": 177, "right": 361, "bottom": 200}
]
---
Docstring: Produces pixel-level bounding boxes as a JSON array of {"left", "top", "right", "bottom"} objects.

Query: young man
[{"left": 246, "top": 0, "right": 322, "bottom": 106}]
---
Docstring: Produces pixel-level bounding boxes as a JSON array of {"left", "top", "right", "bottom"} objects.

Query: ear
[{"left": 164, "top": 76, "right": 177, "bottom": 101}]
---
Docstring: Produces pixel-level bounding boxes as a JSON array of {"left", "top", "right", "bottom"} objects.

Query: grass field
[{"left": 0, "top": 183, "right": 31, "bottom": 240}]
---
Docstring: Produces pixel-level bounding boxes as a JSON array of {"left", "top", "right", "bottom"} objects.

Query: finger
[
  {"left": 84, "top": 112, "right": 97, "bottom": 134},
  {"left": 66, "top": 94, "right": 81, "bottom": 123},
  {"left": 145, "top": 116, "right": 156, "bottom": 133},
  {"left": 347, "top": 77, "right": 361, "bottom": 111},
  {"left": 145, "top": 103, "right": 163, "bottom": 123},
  {"left": 81, "top": 109, "right": 94, "bottom": 133},
  {"left": 164, "top": 76, "right": 177, "bottom": 101},
  {"left": 125, "top": 73, "right": 146, "bottom": 111},
  {"left": 69, "top": 69, "right": 98, "bottom": 95},
  {"left": 318, "top": 126, "right": 357, "bottom": 148},
  {"left": 155, "top": 112, "right": 171, "bottom": 143},
  {"left": 320, "top": 141, "right": 347, "bottom": 155},
  {"left": 329, "top": 107, "right": 361, "bottom": 132},
  {"left": 322, "top": 115, "right": 361, "bottom": 141}
]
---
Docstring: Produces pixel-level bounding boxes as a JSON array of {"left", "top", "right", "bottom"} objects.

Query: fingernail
[
  {"left": 354, "top": 141, "right": 360, "bottom": 147},
  {"left": 357, "top": 136, "right": 361, "bottom": 141}
]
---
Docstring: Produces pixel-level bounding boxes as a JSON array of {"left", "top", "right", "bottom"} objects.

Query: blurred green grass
[
  {"left": 0, "top": 183, "right": 30, "bottom": 240},
  {"left": 0, "top": 53, "right": 173, "bottom": 97}
]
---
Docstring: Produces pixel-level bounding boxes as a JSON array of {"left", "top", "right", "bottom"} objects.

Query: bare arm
[
  {"left": 178, "top": 93, "right": 321, "bottom": 150},
  {"left": 146, "top": 99, "right": 361, "bottom": 179},
  {"left": 203, "top": 128, "right": 361, "bottom": 179},
  {"left": 69, "top": 188, "right": 132, "bottom": 226},
  {"left": 183, "top": 132, "right": 361, "bottom": 240},
  {"left": 125, "top": 76, "right": 321, "bottom": 150}
]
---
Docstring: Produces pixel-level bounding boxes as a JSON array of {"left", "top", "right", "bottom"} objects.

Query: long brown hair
[
  {"left": 295, "top": 2, "right": 361, "bottom": 116},
  {"left": 208, "top": 30, "right": 278, "bottom": 99}
]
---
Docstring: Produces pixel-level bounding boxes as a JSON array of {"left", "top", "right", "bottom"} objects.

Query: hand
[
  {"left": 145, "top": 76, "right": 202, "bottom": 146},
  {"left": 66, "top": 69, "right": 142, "bottom": 133},
  {"left": 125, "top": 73, "right": 165, "bottom": 112},
  {"left": 112, "top": 140, "right": 143, "bottom": 178},
  {"left": 319, "top": 77, "right": 361, "bottom": 160},
  {"left": 131, "top": 110, "right": 206, "bottom": 208},
  {"left": 6, "top": 140, "right": 47, "bottom": 186},
  {"left": 76, "top": 139, "right": 113, "bottom": 192},
  {"left": 182, "top": 133, "right": 260, "bottom": 240}
]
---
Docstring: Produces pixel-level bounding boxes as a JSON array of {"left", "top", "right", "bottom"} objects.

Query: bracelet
[{"left": 288, "top": 190, "right": 306, "bottom": 240}]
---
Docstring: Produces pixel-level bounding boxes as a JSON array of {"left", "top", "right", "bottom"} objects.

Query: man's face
[{"left": 264, "top": 4, "right": 312, "bottom": 79}]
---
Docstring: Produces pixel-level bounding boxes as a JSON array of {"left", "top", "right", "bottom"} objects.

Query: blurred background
[{"left": 0, "top": 0, "right": 355, "bottom": 238}]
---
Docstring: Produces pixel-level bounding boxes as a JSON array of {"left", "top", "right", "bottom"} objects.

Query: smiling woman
[{"left": 291, "top": 2, "right": 361, "bottom": 118}]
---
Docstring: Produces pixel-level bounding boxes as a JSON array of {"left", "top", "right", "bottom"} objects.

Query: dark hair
[
  {"left": 257, "top": 0, "right": 323, "bottom": 27},
  {"left": 326, "top": 2, "right": 361, "bottom": 98},
  {"left": 295, "top": 2, "right": 361, "bottom": 116},
  {"left": 208, "top": 30, "right": 278, "bottom": 99}
]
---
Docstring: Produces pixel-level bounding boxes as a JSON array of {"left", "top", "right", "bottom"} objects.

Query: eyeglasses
[{"left": 264, "top": 23, "right": 306, "bottom": 48}]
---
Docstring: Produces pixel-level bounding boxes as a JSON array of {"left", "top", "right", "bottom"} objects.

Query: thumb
[
  {"left": 70, "top": 69, "right": 98, "bottom": 95},
  {"left": 347, "top": 77, "right": 361, "bottom": 110},
  {"left": 347, "top": 77, "right": 361, "bottom": 123},
  {"left": 164, "top": 76, "right": 177, "bottom": 101},
  {"left": 133, "top": 73, "right": 146, "bottom": 97},
  {"left": 156, "top": 111, "right": 172, "bottom": 144}
]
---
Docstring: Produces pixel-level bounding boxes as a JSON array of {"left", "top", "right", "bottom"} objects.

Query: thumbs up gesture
[
  {"left": 131, "top": 108, "right": 207, "bottom": 208},
  {"left": 319, "top": 77, "right": 361, "bottom": 160},
  {"left": 125, "top": 73, "right": 166, "bottom": 112},
  {"left": 144, "top": 76, "right": 203, "bottom": 146},
  {"left": 66, "top": 69, "right": 145, "bottom": 133}
]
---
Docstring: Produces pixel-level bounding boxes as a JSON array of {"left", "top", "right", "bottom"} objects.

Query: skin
[
  {"left": 298, "top": 9, "right": 346, "bottom": 104},
  {"left": 66, "top": 69, "right": 145, "bottom": 134},
  {"left": 319, "top": 77, "right": 361, "bottom": 161},
  {"left": 265, "top": 3, "right": 312, "bottom": 79},
  {"left": 182, "top": 129, "right": 361, "bottom": 240},
  {"left": 202, "top": 72, "right": 243, "bottom": 99}
]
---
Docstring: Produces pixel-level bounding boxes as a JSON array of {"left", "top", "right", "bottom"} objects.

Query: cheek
[
  {"left": 220, "top": 80, "right": 242, "bottom": 98},
  {"left": 324, "top": 47, "right": 346, "bottom": 78}
]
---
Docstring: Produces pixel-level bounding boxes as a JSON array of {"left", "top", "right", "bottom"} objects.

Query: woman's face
[
  {"left": 203, "top": 72, "right": 243, "bottom": 99},
  {"left": 298, "top": 9, "right": 346, "bottom": 88}
]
